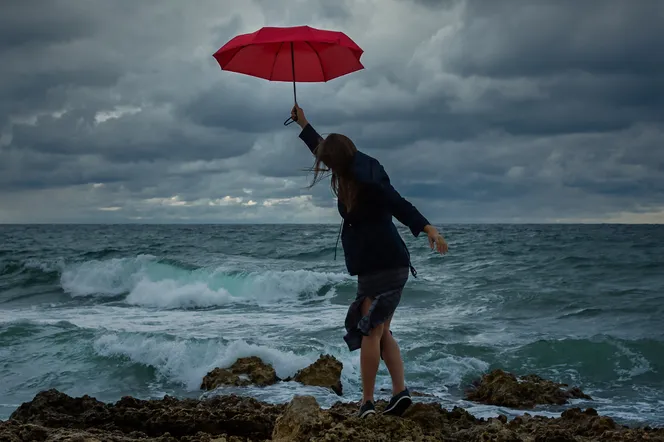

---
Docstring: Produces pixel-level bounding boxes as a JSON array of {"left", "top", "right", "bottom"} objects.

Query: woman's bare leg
[
  {"left": 380, "top": 316, "right": 406, "bottom": 395},
  {"left": 360, "top": 296, "right": 384, "bottom": 403}
]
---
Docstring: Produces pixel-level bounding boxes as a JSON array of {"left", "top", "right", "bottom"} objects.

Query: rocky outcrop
[
  {"left": 1, "top": 389, "right": 662, "bottom": 441},
  {"left": 465, "top": 369, "right": 593, "bottom": 409},
  {"left": 6, "top": 388, "right": 284, "bottom": 441},
  {"left": 291, "top": 354, "right": 343, "bottom": 395},
  {"left": 200, "top": 355, "right": 343, "bottom": 395},
  {"left": 200, "top": 356, "right": 279, "bottom": 390}
]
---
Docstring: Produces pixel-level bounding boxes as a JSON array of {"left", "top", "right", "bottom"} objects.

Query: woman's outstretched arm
[
  {"left": 291, "top": 104, "right": 321, "bottom": 154},
  {"left": 363, "top": 162, "right": 449, "bottom": 255}
]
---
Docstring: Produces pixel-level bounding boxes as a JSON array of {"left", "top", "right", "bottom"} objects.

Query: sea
[{"left": 1, "top": 224, "right": 663, "bottom": 426}]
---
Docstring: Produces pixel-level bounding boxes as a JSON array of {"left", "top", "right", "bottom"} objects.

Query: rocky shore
[{"left": 1, "top": 357, "right": 662, "bottom": 441}]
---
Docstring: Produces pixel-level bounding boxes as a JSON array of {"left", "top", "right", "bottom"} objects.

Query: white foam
[
  {"left": 612, "top": 339, "right": 653, "bottom": 381},
  {"left": 93, "top": 334, "right": 315, "bottom": 390},
  {"left": 23, "top": 257, "right": 65, "bottom": 273},
  {"left": 407, "top": 348, "right": 490, "bottom": 387},
  {"left": 125, "top": 279, "right": 237, "bottom": 309},
  {"left": 236, "top": 270, "right": 348, "bottom": 302},
  {"left": 58, "top": 256, "right": 349, "bottom": 309},
  {"left": 60, "top": 255, "right": 156, "bottom": 297}
]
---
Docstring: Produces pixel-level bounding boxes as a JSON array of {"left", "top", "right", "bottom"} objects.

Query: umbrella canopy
[
  {"left": 213, "top": 25, "right": 364, "bottom": 83},
  {"left": 213, "top": 25, "right": 364, "bottom": 125}
]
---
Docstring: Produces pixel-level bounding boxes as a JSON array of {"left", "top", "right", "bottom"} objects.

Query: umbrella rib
[
  {"left": 306, "top": 41, "right": 327, "bottom": 82},
  {"left": 269, "top": 41, "right": 286, "bottom": 81}
]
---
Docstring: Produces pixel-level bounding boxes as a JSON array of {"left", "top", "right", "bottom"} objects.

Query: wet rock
[
  {"left": 9, "top": 389, "right": 110, "bottom": 429},
  {"left": 292, "top": 354, "right": 343, "bottom": 395},
  {"left": 532, "top": 427, "right": 579, "bottom": 442},
  {"left": 456, "top": 418, "right": 522, "bottom": 442},
  {"left": 411, "top": 390, "right": 435, "bottom": 397},
  {"left": 466, "top": 369, "right": 593, "bottom": 409},
  {"left": 272, "top": 396, "right": 332, "bottom": 442},
  {"left": 381, "top": 388, "right": 435, "bottom": 398},
  {"left": 200, "top": 356, "right": 278, "bottom": 390},
  {"left": 3, "top": 388, "right": 664, "bottom": 441},
  {"left": 9, "top": 389, "right": 284, "bottom": 440}
]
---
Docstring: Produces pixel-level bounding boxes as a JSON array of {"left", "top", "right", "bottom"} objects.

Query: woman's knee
[
  {"left": 368, "top": 322, "right": 384, "bottom": 338},
  {"left": 381, "top": 316, "right": 393, "bottom": 338}
]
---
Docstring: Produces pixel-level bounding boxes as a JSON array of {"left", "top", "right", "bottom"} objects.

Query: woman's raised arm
[{"left": 291, "top": 104, "right": 322, "bottom": 154}]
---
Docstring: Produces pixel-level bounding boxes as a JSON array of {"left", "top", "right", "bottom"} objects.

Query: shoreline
[{"left": 1, "top": 388, "right": 663, "bottom": 442}]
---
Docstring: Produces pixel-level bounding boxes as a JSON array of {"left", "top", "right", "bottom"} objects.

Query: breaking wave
[{"left": 57, "top": 255, "right": 350, "bottom": 309}]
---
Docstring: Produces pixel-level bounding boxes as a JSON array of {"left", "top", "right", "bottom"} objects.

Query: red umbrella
[{"left": 213, "top": 25, "right": 364, "bottom": 125}]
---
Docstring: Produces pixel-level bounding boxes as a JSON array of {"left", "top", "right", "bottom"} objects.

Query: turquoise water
[{"left": 1, "top": 224, "right": 663, "bottom": 426}]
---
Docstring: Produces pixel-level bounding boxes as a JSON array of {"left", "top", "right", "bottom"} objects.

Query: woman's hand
[
  {"left": 424, "top": 225, "right": 448, "bottom": 255},
  {"left": 291, "top": 104, "right": 308, "bottom": 129}
]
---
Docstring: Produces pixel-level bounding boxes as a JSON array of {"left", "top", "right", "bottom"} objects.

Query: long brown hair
[{"left": 308, "top": 133, "right": 359, "bottom": 212}]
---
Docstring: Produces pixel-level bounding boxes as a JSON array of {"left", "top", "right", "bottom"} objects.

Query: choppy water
[{"left": 1, "top": 224, "right": 663, "bottom": 426}]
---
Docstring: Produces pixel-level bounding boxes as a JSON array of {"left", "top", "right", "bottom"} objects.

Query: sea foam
[{"left": 59, "top": 255, "right": 349, "bottom": 309}]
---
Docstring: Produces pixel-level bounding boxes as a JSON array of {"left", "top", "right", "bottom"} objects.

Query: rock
[
  {"left": 465, "top": 369, "right": 593, "bottom": 409},
  {"left": 8, "top": 389, "right": 284, "bottom": 440},
  {"left": 411, "top": 390, "right": 435, "bottom": 397},
  {"left": 382, "top": 388, "right": 435, "bottom": 398},
  {"left": 272, "top": 396, "right": 332, "bottom": 442},
  {"left": 274, "top": 396, "right": 430, "bottom": 441},
  {"left": 456, "top": 418, "right": 523, "bottom": 442},
  {"left": 200, "top": 356, "right": 278, "bottom": 390},
  {"left": 9, "top": 389, "right": 110, "bottom": 429},
  {"left": 3, "top": 388, "right": 664, "bottom": 441},
  {"left": 292, "top": 354, "right": 343, "bottom": 395},
  {"left": 533, "top": 427, "right": 578, "bottom": 442}
]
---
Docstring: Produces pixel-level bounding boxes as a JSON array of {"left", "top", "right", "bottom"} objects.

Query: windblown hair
[{"left": 308, "top": 133, "right": 359, "bottom": 212}]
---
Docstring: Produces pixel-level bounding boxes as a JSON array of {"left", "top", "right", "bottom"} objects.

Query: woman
[{"left": 291, "top": 105, "right": 448, "bottom": 418}]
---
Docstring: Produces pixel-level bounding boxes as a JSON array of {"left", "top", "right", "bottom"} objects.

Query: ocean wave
[
  {"left": 81, "top": 248, "right": 128, "bottom": 260},
  {"left": 58, "top": 255, "right": 350, "bottom": 309},
  {"left": 503, "top": 336, "right": 664, "bottom": 384},
  {"left": 557, "top": 308, "right": 605, "bottom": 319},
  {"left": 92, "top": 333, "right": 315, "bottom": 390},
  {"left": 0, "top": 258, "right": 63, "bottom": 281},
  {"left": 275, "top": 246, "right": 340, "bottom": 261}
]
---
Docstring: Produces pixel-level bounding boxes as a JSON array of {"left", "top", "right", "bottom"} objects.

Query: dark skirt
[{"left": 343, "top": 267, "right": 410, "bottom": 351}]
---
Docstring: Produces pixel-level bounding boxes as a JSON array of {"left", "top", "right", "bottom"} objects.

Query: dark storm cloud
[
  {"left": 10, "top": 110, "right": 253, "bottom": 162},
  {"left": 0, "top": 0, "right": 663, "bottom": 223},
  {"left": 0, "top": 0, "right": 93, "bottom": 50},
  {"left": 444, "top": 0, "right": 664, "bottom": 78}
]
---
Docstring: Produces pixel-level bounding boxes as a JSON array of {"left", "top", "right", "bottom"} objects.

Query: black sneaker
[
  {"left": 382, "top": 388, "right": 412, "bottom": 416},
  {"left": 358, "top": 400, "right": 376, "bottom": 418}
]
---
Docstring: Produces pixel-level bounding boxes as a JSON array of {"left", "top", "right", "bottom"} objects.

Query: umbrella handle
[
  {"left": 284, "top": 97, "right": 298, "bottom": 126},
  {"left": 284, "top": 43, "right": 298, "bottom": 126}
]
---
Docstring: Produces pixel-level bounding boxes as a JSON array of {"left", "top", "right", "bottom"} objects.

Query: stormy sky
[{"left": 1, "top": 0, "right": 663, "bottom": 224}]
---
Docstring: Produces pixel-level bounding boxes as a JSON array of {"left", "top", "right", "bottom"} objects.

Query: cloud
[{"left": 0, "top": 0, "right": 663, "bottom": 224}]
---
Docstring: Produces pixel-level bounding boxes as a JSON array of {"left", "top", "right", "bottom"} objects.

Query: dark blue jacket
[{"left": 299, "top": 123, "right": 430, "bottom": 276}]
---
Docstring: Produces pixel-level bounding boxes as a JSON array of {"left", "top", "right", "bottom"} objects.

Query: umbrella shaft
[{"left": 291, "top": 42, "right": 297, "bottom": 103}]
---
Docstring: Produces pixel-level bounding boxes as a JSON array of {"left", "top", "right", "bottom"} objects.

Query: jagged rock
[
  {"left": 9, "top": 389, "right": 110, "bottom": 429},
  {"left": 292, "top": 354, "right": 343, "bottom": 395},
  {"left": 272, "top": 396, "right": 332, "bottom": 441},
  {"left": 455, "top": 418, "right": 522, "bottom": 442},
  {"left": 8, "top": 389, "right": 284, "bottom": 440},
  {"left": 2, "top": 388, "right": 663, "bottom": 441},
  {"left": 200, "top": 356, "right": 278, "bottom": 390},
  {"left": 465, "top": 369, "right": 593, "bottom": 409}
]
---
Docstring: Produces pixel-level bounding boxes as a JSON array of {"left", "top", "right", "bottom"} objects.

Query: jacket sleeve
[
  {"left": 375, "top": 165, "right": 430, "bottom": 237},
  {"left": 298, "top": 123, "right": 323, "bottom": 154}
]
